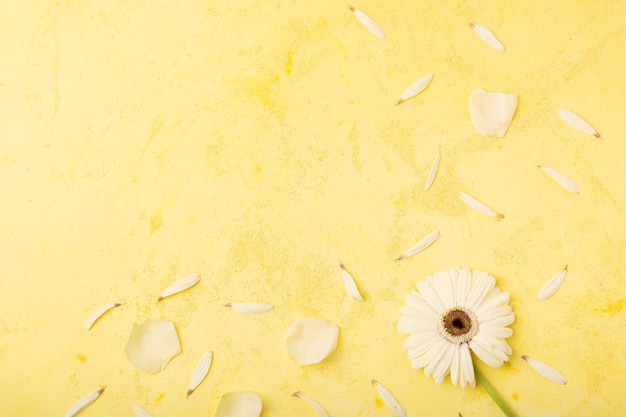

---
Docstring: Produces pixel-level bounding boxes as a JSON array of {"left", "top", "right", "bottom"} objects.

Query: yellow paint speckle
[
  {"left": 375, "top": 398, "right": 383, "bottom": 407},
  {"left": 155, "top": 393, "right": 165, "bottom": 404},
  {"left": 512, "top": 393, "right": 519, "bottom": 401},
  {"left": 76, "top": 354, "right": 87, "bottom": 363},
  {"left": 597, "top": 299, "right": 625, "bottom": 315},
  {"left": 285, "top": 51, "right": 293, "bottom": 74},
  {"left": 150, "top": 212, "right": 163, "bottom": 234}
]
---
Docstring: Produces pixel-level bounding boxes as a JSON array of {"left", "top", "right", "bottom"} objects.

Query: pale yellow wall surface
[{"left": 1, "top": 0, "right": 625, "bottom": 416}]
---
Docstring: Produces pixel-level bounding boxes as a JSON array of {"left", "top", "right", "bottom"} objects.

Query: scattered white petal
[
  {"left": 292, "top": 391, "right": 330, "bottom": 417},
  {"left": 371, "top": 380, "right": 406, "bottom": 417},
  {"left": 522, "top": 355, "right": 567, "bottom": 384},
  {"left": 424, "top": 147, "right": 440, "bottom": 191},
  {"left": 538, "top": 166, "right": 579, "bottom": 194},
  {"left": 469, "top": 88, "right": 518, "bottom": 137},
  {"left": 132, "top": 405, "right": 154, "bottom": 417},
  {"left": 339, "top": 263, "right": 364, "bottom": 301},
  {"left": 64, "top": 387, "right": 105, "bottom": 417},
  {"left": 469, "top": 22, "right": 505, "bottom": 52},
  {"left": 158, "top": 273, "right": 200, "bottom": 301},
  {"left": 224, "top": 302, "right": 274, "bottom": 314},
  {"left": 125, "top": 319, "right": 181, "bottom": 374},
  {"left": 85, "top": 303, "right": 121, "bottom": 330},
  {"left": 397, "top": 74, "right": 434, "bottom": 105},
  {"left": 460, "top": 193, "right": 504, "bottom": 219},
  {"left": 214, "top": 392, "right": 262, "bottom": 417},
  {"left": 558, "top": 108, "right": 600, "bottom": 137},
  {"left": 349, "top": 6, "right": 385, "bottom": 39},
  {"left": 396, "top": 231, "right": 440, "bottom": 260},
  {"left": 538, "top": 266, "right": 568, "bottom": 300},
  {"left": 285, "top": 318, "right": 339, "bottom": 365},
  {"left": 187, "top": 352, "right": 213, "bottom": 397}
]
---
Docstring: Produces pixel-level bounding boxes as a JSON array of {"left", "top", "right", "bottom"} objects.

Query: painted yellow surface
[{"left": 1, "top": 1, "right": 625, "bottom": 416}]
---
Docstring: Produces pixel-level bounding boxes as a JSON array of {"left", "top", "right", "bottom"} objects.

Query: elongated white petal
[
  {"left": 522, "top": 355, "right": 567, "bottom": 384},
  {"left": 558, "top": 108, "right": 599, "bottom": 137},
  {"left": 292, "top": 391, "right": 330, "bottom": 417},
  {"left": 460, "top": 193, "right": 504, "bottom": 219},
  {"left": 470, "top": 22, "right": 505, "bottom": 52},
  {"left": 85, "top": 303, "right": 121, "bottom": 330},
  {"left": 64, "top": 387, "right": 105, "bottom": 417},
  {"left": 371, "top": 380, "right": 406, "bottom": 417},
  {"left": 396, "top": 231, "right": 439, "bottom": 260},
  {"left": 339, "top": 263, "right": 364, "bottom": 301},
  {"left": 538, "top": 166, "right": 579, "bottom": 194},
  {"left": 187, "top": 352, "right": 213, "bottom": 397},
  {"left": 538, "top": 266, "right": 568, "bottom": 300},
  {"left": 349, "top": 6, "right": 385, "bottom": 39},
  {"left": 224, "top": 302, "right": 274, "bottom": 314},
  {"left": 424, "top": 147, "right": 440, "bottom": 190},
  {"left": 132, "top": 405, "right": 154, "bottom": 417},
  {"left": 397, "top": 74, "right": 433, "bottom": 105},
  {"left": 158, "top": 273, "right": 200, "bottom": 301}
]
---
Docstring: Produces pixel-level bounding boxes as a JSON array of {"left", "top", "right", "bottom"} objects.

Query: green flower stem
[{"left": 474, "top": 363, "right": 517, "bottom": 417}]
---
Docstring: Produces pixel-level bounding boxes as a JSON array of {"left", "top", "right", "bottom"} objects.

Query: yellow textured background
[{"left": 1, "top": 1, "right": 625, "bottom": 416}]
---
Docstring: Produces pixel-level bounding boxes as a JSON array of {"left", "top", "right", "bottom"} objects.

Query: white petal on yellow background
[
  {"left": 470, "top": 22, "right": 505, "bottom": 52},
  {"left": 187, "top": 351, "right": 213, "bottom": 397},
  {"left": 292, "top": 391, "right": 330, "bottom": 417},
  {"left": 396, "top": 74, "right": 434, "bottom": 105},
  {"left": 371, "top": 379, "right": 406, "bottom": 417},
  {"left": 214, "top": 392, "right": 262, "bottom": 417},
  {"left": 424, "top": 146, "right": 441, "bottom": 191},
  {"left": 64, "top": 387, "right": 105, "bottom": 417},
  {"left": 349, "top": 6, "right": 385, "bottom": 39},
  {"left": 85, "top": 303, "right": 121, "bottom": 330},
  {"left": 522, "top": 355, "right": 567, "bottom": 384},
  {"left": 285, "top": 318, "right": 339, "bottom": 365},
  {"left": 469, "top": 88, "right": 518, "bottom": 137},
  {"left": 538, "top": 166, "right": 579, "bottom": 194},
  {"left": 396, "top": 231, "right": 440, "bottom": 260},
  {"left": 125, "top": 319, "right": 181, "bottom": 374},
  {"left": 158, "top": 273, "right": 200, "bottom": 301},
  {"left": 459, "top": 193, "right": 504, "bottom": 219},
  {"left": 224, "top": 302, "right": 274, "bottom": 314},
  {"left": 537, "top": 266, "right": 568, "bottom": 300},
  {"left": 558, "top": 108, "right": 600, "bottom": 137},
  {"left": 339, "top": 263, "right": 364, "bottom": 301},
  {"left": 131, "top": 405, "right": 154, "bottom": 417}
]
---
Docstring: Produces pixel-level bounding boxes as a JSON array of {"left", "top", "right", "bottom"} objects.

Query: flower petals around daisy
[{"left": 398, "top": 267, "right": 515, "bottom": 388}]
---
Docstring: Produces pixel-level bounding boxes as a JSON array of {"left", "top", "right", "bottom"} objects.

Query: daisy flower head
[{"left": 398, "top": 267, "right": 514, "bottom": 388}]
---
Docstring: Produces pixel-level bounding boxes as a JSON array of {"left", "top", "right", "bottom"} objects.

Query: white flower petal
[
  {"left": 132, "top": 405, "right": 154, "bottom": 417},
  {"left": 470, "top": 22, "right": 505, "bottom": 52},
  {"left": 539, "top": 166, "right": 579, "bottom": 194},
  {"left": 339, "top": 263, "right": 364, "bottom": 301},
  {"left": 430, "top": 270, "right": 454, "bottom": 309},
  {"left": 225, "top": 302, "right": 274, "bottom": 314},
  {"left": 459, "top": 343, "right": 476, "bottom": 388},
  {"left": 480, "top": 325, "right": 513, "bottom": 339},
  {"left": 538, "top": 266, "right": 568, "bottom": 300},
  {"left": 469, "top": 88, "right": 518, "bottom": 137},
  {"left": 522, "top": 355, "right": 567, "bottom": 384},
  {"left": 424, "top": 146, "right": 441, "bottom": 191},
  {"left": 405, "top": 331, "right": 440, "bottom": 359},
  {"left": 455, "top": 268, "right": 472, "bottom": 306},
  {"left": 475, "top": 292, "right": 510, "bottom": 318},
  {"left": 460, "top": 192, "right": 504, "bottom": 219},
  {"left": 469, "top": 336, "right": 504, "bottom": 368},
  {"left": 397, "top": 74, "right": 434, "bottom": 105},
  {"left": 558, "top": 108, "right": 599, "bottom": 137},
  {"left": 396, "top": 231, "right": 439, "bottom": 260},
  {"left": 64, "top": 387, "right": 105, "bottom": 417},
  {"left": 285, "top": 318, "right": 339, "bottom": 365},
  {"left": 416, "top": 279, "right": 446, "bottom": 313},
  {"left": 349, "top": 6, "right": 385, "bottom": 39},
  {"left": 450, "top": 346, "right": 461, "bottom": 386},
  {"left": 125, "top": 319, "right": 181, "bottom": 374},
  {"left": 85, "top": 303, "right": 122, "bottom": 330},
  {"left": 404, "top": 294, "right": 438, "bottom": 318},
  {"left": 371, "top": 380, "right": 406, "bottom": 417},
  {"left": 214, "top": 392, "right": 262, "bottom": 417},
  {"left": 292, "top": 391, "right": 330, "bottom": 417},
  {"left": 158, "top": 273, "right": 200, "bottom": 301},
  {"left": 187, "top": 352, "right": 213, "bottom": 397},
  {"left": 465, "top": 271, "right": 495, "bottom": 311},
  {"left": 398, "top": 316, "right": 436, "bottom": 334}
]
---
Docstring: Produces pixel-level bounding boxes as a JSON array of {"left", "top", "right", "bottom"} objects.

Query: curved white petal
[
  {"left": 469, "top": 336, "right": 504, "bottom": 368},
  {"left": 416, "top": 279, "right": 446, "bottom": 313}
]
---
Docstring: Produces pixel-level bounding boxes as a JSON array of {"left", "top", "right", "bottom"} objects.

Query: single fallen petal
[
  {"left": 558, "top": 108, "right": 600, "bottom": 137},
  {"left": 460, "top": 192, "right": 504, "bottom": 219},
  {"left": 538, "top": 166, "right": 579, "bottom": 194},
  {"left": 372, "top": 380, "right": 406, "bottom": 417},
  {"left": 469, "top": 22, "right": 505, "bottom": 52},
  {"left": 469, "top": 88, "right": 518, "bottom": 137},
  {"left": 158, "top": 273, "right": 200, "bottom": 301},
  {"left": 424, "top": 146, "right": 440, "bottom": 191},
  {"left": 292, "top": 391, "right": 330, "bottom": 417},
  {"left": 224, "top": 302, "right": 274, "bottom": 314},
  {"left": 64, "top": 387, "right": 105, "bottom": 417},
  {"left": 187, "top": 352, "right": 213, "bottom": 397},
  {"left": 339, "top": 263, "right": 364, "bottom": 301},
  {"left": 538, "top": 266, "right": 568, "bottom": 300},
  {"left": 349, "top": 6, "right": 385, "bottom": 39},
  {"left": 125, "top": 319, "right": 181, "bottom": 374},
  {"left": 397, "top": 74, "right": 433, "bottom": 105},
  {"left": 396, "top": 231, "right": 439, "bottom": 260},
  {"left": 132, "top": 405, "right": 154, "bottom": 417},
  {"left": 85, "top": 303, "right": 121, "bottom": 330},
  {"left": 522, "top": 355, "right": 567, "bottom": 384},
  {"left": 214, "top": 392, "right": 262, "bottom": 417},
  {"left": 285, "top": 318, "right": 339, "bottom": 365}
]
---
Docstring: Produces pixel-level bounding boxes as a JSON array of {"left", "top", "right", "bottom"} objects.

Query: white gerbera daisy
[{"left": 398, "top": 267, "right": 515, "bottom": 389}]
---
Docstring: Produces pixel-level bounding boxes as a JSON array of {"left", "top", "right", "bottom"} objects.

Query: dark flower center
[{"left": 440, "top": 308, "right": 478, "bottom": 343}]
